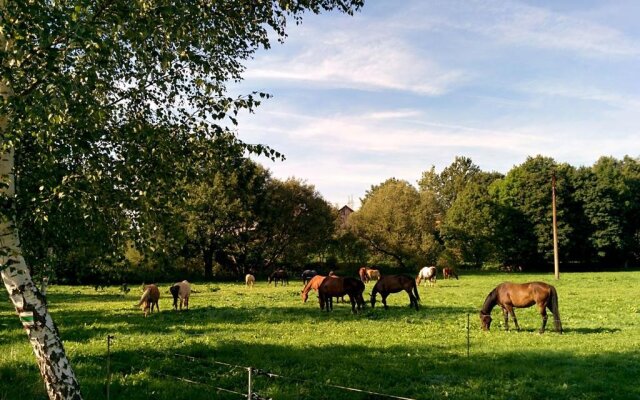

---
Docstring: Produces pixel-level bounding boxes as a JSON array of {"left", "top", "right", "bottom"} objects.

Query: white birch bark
[{"left": 1, "top": 34, "right": 83, "bottom": 400}]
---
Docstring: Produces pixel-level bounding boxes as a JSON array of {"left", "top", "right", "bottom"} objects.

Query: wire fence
[{"left": 105, "top": 312, "right": 479, "bottom": 399}]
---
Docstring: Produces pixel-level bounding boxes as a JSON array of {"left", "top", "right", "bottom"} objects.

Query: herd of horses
[{"left": 136, "top": 266, "right": 563, "bottom": 334}]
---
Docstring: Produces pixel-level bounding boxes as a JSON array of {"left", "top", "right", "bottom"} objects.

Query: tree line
[
  {"left": 351, "top": 155, "right": 640, "bottom": 271},
  {"left": 17, "top": 151, "right": 640, "bottom": 285}
]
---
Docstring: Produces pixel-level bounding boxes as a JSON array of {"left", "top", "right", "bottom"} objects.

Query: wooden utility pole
[{"left": 552, "top": 172, "right": 560, "bottom": 280}]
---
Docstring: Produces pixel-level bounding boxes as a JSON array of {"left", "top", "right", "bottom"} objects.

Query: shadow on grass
[{"left": 3, "top": 339, "right": 640, "bottom": 400}]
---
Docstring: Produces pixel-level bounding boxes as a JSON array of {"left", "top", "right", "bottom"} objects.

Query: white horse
[
  {"left": 169, "top": 280, "right": 191, "bottom": 310},
  {"left": 416, "top": 266, "right": 437, "bottom": 287},
  {"left": 245, "top": 274, "right": 255, "bottom": 288}
]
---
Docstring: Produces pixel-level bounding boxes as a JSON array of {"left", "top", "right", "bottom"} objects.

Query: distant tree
[
  {"left": 418, "top": 156, "right": 482, "bottom": 211},
  {"left": 177, "top": 145, "right": 269, "bottom": 279},
  {"left": 490, "top": 156, "right": 574, "bottom": 267},
  {"left": 350, "top": 179, "right": 439, "bottom": 268},
  {"left": 573, "top": 156, "right": 640, "bottom": 266},
  {"left": 440, "top": 176, "right": 500, "bottom": 267},
  {"left": 254, "top": 178, "right": 337, "bottom": 270}
]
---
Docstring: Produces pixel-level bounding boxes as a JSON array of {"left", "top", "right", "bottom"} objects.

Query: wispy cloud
[
  {"left": 403, "top": 0, "right": 640, "bottom": 57},
  {"left": 520, "top": 81, "right": 640, "bottom": 110},
  {"left": 245, "top": 29, "right": 467, "bottom": 96}
]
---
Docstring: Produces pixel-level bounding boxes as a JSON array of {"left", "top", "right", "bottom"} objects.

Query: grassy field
[{"left": 2, "top": 271, "right": 640, "bottom": 400}]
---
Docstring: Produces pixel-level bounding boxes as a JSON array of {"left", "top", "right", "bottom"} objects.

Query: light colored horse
[
  {"left": 170, "top": 280, "right": 191, "bottom": 310},
  {"left": 358, "top": 266, "right": 369, "bottom": 283},
  {"left": 138, "top": 284, "right": 160, "bottom": 317},
  {"left": 416, "top": 266, "right": 437, "bottom": 287},
  {"left": 366, "top": 269, "right": 381, "bottom": 281},
  {"left": 245, "top": 274, "right": 256, "bottom": 288}
]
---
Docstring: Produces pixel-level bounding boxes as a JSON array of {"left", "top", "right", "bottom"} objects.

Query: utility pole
[{"left": 552, "top": 172, "right": 560, "bottom": 280}]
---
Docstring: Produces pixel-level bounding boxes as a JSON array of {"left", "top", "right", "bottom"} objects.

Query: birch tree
[{"left": 0, "top": 1, "right": 363, "bottom": 398}]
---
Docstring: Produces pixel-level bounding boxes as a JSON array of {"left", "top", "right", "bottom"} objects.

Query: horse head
[
  {"left": 301, "top": 291, "right": 309, "bottom": 302},
  {"left": 479, "top": 312, "right": 492, "bottom": 331}
]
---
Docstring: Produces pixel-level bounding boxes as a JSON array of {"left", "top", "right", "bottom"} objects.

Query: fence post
[
  {"left": 247, "top": 367, "right": 252, "bottom": 400},
  {"left": 107, "top": 334, "right": 114, "bottom": 400},
  {"left": 466, "top": 313, "right": 470, "bottom": 358}
]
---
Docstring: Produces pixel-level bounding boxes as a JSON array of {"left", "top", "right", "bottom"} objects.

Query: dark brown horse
[
  {"left": 268, "top": 269, "right": 289, "bottom": 286},
  {"left": 371, "top": 275, "right": 420, "bottom": 311},
  {"left": 479, "top": 282, "right": 562, "bottom": 334},
  {"left": 442, "top": 267, "right": 458, "bottom": 280},
  {"left": 301, "top": 269, "right": 318, "bottom": 285},
  {"left": 318, "top": 276, "right": 365, "bottom": 313}
]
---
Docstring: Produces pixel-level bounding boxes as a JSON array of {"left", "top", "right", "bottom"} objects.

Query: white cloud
[{"left": 245, "top": 28, "right": 467, "bottom": 96}]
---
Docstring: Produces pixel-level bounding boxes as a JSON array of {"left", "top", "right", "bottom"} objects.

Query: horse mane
[{"left": 480, "top": 287, "right": 499, "bottom": 315}]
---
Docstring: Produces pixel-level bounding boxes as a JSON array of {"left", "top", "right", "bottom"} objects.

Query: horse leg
[
  {"left": 502, "top": 307, "right": 510, "bottom": 331},
  {"left": 539, "top": 305, "right": 548, "bottom": 334},
  {"left": 349, "top": 294, "right": 356, "bottom": 313},
  {"left": 508, "top": 307, "right": 520, "bottom": 331},
  {"left": 382, "top": 294, "right": 389, "bottom": 309}
]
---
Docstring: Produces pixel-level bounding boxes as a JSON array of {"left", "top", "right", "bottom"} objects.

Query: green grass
[{"left": 2, "top": 271, "right": 640, "bottom": 399}]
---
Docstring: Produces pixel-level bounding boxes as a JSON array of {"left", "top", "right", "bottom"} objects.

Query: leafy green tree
[
  {"left": 440, "top": 175, "right": 501, "bottom": 267},
  {"left": 573, "top": 156, "right": 640, "bottom": 265},
  {"left": 0, "top": 1, "right": 363, "bottom": 398},
  {"left": 490, "top": 156, "right": 574, "bottom": 267},
  {"left": 177, "top": 142, "right": 269, "bottom": 279},
  {"left": 418, "top": 156, "right": 482, "bottom": 211},
  {"left": 350, "top": 179, "right": 439, "bottom": 268},
  {"left": 254, "top": 178, "right": 337, "bottom": 270}
]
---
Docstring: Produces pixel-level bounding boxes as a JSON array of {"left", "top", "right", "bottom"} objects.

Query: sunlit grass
[{"left": 2, "top": 271, "right": 640, "bottom": 399}]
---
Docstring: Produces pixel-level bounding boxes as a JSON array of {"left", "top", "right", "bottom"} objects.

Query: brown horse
[
  {"left": 318, "top": 276, "right": 365, "bottom": 313},
  {"left": 138, "top": 284, "right": 160, "bottom": 317},
  {"left": 479, "top": 282, "right": 562, "bottom": 334},
  {"left": 301, "top": 275, "right": 326, "bottom": 302},
  {"left": 268, "top": 269, "right": 289, "bottom": 286},
  {"left": 443, "top": 267, "right": 458, "bottom": 280},
  {"left": 371, "top": 275, "right": 420, "bottom": 310}
]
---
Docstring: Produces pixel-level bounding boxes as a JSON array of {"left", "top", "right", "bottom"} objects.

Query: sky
[{"left": 230, "top": 0, "right": 640, "bottom": 209}]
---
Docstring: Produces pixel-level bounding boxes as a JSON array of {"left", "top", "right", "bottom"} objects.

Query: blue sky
[{"left": 231, "top": 0, "right": 640, "bottom": 208}]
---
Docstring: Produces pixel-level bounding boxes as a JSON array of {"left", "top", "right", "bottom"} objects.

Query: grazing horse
[
  {"left": 169, "top": 280, "right": 191, "bottom": 311},
  {"left": 245, "top": 274, "right": 255, "bottom": 288},
  {"left": 479, "top": 282, "right": 562, "bottom": 334},
  {"left": 301, "top": 275, "right": 326, "bottom": 302},
  {"left": 442, "top": 267, "right": 458, "bottom": 280},
  {"left": 358, "top": 267, "right": 369, "bottom": 283},
  {"left": 301, "top": 269, "right": 318, "bottom": 285},
  {"left": 318, "top": 277, "right": 365, "bottom": 313},
  {"left": 268, "top": 269, "right": 289, "bottom": 286},
  {"left": 138, "top": 284, "right": 160, "bottom": 317},
  {"left": 371, "top": 275, "right": 420, "bottom": 310},
  {"left": 416, "top": 266, "right": 437, "bottom": 287},
  {"left": 366, "top": 268, "right": 381, "bottom": 281}
]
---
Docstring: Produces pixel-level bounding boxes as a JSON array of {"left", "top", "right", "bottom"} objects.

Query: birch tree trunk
[{"left": 1, "top": 48, "right": 83, "bottom": 400}]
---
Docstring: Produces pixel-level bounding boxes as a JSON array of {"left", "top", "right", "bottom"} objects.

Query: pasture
[{"left": 1, "top": 271, "right": 640, "bottom": 399}]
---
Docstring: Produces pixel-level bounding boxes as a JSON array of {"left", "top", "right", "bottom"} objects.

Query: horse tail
[
  {"left": 548, "top": 285, "right": 563, "bottom": 333},
  {"left": 412, "top": 279, "right": 420, "bottom": 303},
  {"left": 138, "top": 288, "right": 150, "bottom": 307}
]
